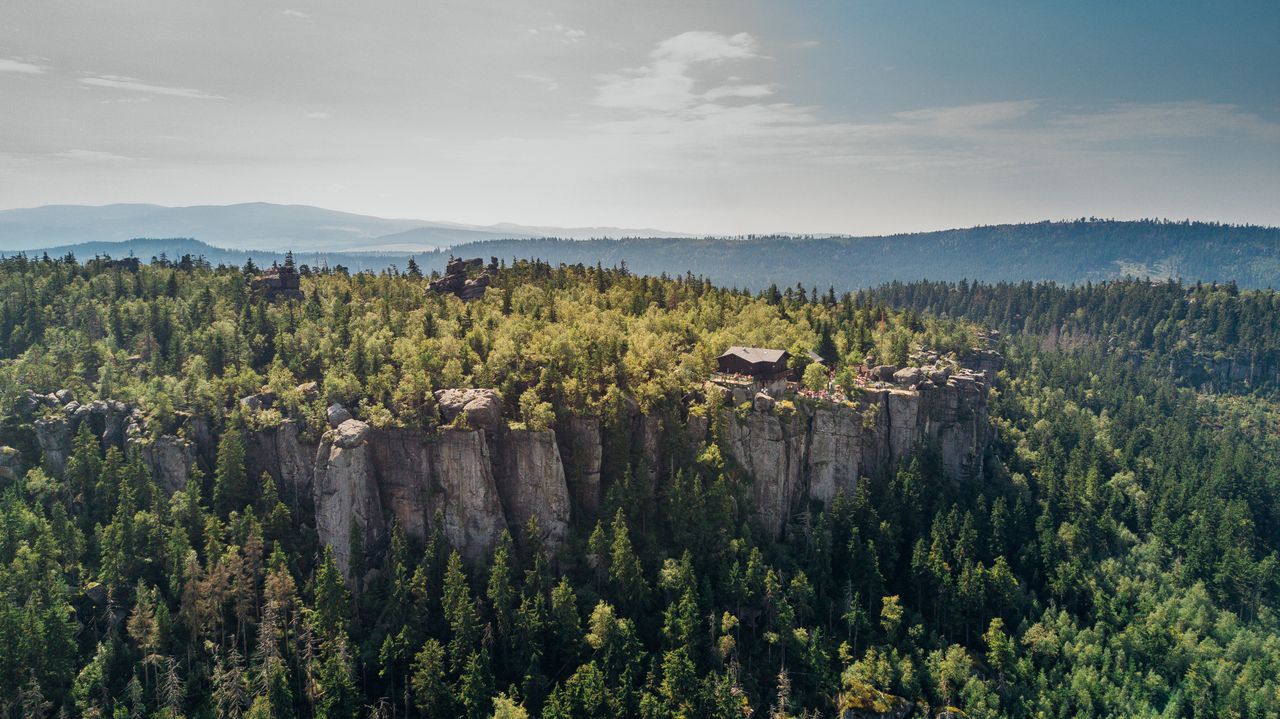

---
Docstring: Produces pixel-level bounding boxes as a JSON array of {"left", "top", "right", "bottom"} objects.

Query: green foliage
[{"left": 2, "top": 257, "right": 1280, "bottom": 718}]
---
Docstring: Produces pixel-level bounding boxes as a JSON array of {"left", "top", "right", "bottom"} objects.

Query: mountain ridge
[{"left": 0, "top": 201, "right": 694, "bottom": 252}]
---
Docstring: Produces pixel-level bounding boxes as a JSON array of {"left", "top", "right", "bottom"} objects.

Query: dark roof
[
  {"left": 806, "top": 350, "right": 826, "bottom": 364},
  {"left": 719, "top": 346, "right": 788, "bottom": 364}
]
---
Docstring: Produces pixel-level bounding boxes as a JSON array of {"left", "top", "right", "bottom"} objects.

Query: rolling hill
[
  {"left": 11, "top": 219, "right": 1280, "bottom": 291},
  {"left": 0, "top": 202, "right": 691, "bottom": 253}
]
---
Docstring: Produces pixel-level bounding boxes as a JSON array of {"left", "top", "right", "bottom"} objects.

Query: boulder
[
  {"left": 435, "top": 388, "right": 502, "bottom": 433},
  {"left": 82, "top": 582, "right": 108, "bottom": 608},
  {"left": 753, "top": 391, "right": 776, "bottom": 412},
  {"left": 54, "top": 388, "right": 76, "bottom": 405},
  {"left": 0, "top": 446, "right": 22, "bottom": 483},
  {"left": 872, "top": 364, "right": 899, "bottom": 382},
  {"left": 240, "top": 394, "right": 264, "bottom": 412},
  {"left": 892, "top": 367, "right": 923, "bottom": 387},
  {"left": 297, "top": 381, "right": 320, "bottom": 398},
  {"left": 327, "top": 403, "right": 353, "bottom": 428},
  {"left": 929, "top": 366, "right": 952, "bottom": 385}
]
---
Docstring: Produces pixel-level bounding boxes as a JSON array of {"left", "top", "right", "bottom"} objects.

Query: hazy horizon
[{"left": 3, "top": 1, "right": 1279, "bottom": 235}]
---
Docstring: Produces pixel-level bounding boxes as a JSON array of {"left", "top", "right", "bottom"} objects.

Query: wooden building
[{"left": 717, "top": 346, "right": 791, "bottom": 378}]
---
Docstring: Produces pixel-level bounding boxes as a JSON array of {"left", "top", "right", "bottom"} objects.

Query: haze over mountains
[
  {"left": 7, "top": 208, "right": 1280, "bottom": 291},
  {"left": 0, "top": 203, "right": 692, "bottom": 253}
]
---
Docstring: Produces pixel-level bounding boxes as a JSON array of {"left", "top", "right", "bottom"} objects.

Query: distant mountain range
[
  {"left": 12, "top": 219, "right": 1280, "bottom": 291},
  {"left": 0, "top": 202, "right": 692, "bottom": 253}
]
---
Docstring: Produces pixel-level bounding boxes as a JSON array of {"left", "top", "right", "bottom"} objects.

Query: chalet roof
[
  {"left": 806, "top": 350, "right": 826, "bottom": 364},
  {"left": 719, "top": 346, "right": 789, "bottom": 364}
]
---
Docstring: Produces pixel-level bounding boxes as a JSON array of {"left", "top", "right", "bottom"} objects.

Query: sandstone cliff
[
  {"left": 702, "top": 366, "right": 991, "bottom": 537},
  {"left": 13, "top": 352, "right": 995, "bottom": 572}
]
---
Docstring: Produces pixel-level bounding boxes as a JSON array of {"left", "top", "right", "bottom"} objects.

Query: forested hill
[
  {"left": 4, "top": 256, "right": 1280, "bottom": 717},
  {"left": 456, "top": 220, "right": 1280, "bottom": 290},
  {"left": 867, "top": 278, "right": 1280, "bottom": 393},
  {"left": 13, "top": 219, "right": 1280, "bottom": 290}
]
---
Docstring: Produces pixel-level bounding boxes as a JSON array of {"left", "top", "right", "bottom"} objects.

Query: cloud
[
  {"left": 593, "top": 31, "right": 763, "bottom": 112},
  {"left": 584, "top": 34, "right": 1280, "bottom": 182},
  {"left": 894, "top": 100, "right": 1041, "bottom": 129},
  {"left": 792, "top": 40, "right": 821, "bottom": 49},
  {"left": 517, "top": 73, "right": 560, "bottom": 91},
  {"left": 306, "top": 111, "right": 331, "bottom": 119},
  {"left": 0, "top": 57, "right": 47, "bottom": 74},
  {"left": 1051, "top": 102, "right": 1280, "bottom": 143},
  {"left": 80, "top": 74, "right": 224, "bottom": 99},
  {"left": 54, "top": 149, "right": 134, "bottom": 162},
  {"left": 527, "top": 23, "right": 585, "bottom": 42},
  {"left": 281, "top": 9, "right": 311, "bottom": 19}
]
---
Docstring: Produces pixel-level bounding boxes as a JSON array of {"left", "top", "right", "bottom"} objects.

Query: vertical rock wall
[
  {"left": 312, "top": 419, "right": 387, "bottom": 578},
  {"left": 493, "top": 428, "right": 571, "bottom": 549},
  {"left": 16, "top": 367, "right": 994, "bottom": 570},
  {"left": 714, "top": 372, "right": 992, "bottom": 537}
]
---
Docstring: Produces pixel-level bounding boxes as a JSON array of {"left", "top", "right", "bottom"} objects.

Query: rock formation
[
  {"left": 313, "top": 419, "right": 386, "bottom": 578},
  {"left": 493, "top": 428, "right": 571, "bottom": 548},
  {"left": 704, "top": 364, "right": 993, "bottom": 537},
  {"left": 250, "top": 263, "right": 303, "bottom": 301},
  {"left": 430, "top": 257, "right": 498, "bottom": 301},
  {"left": 244, "top": 419, "right": 317, "bottom": 507},
  {"left": 130, "top": 434, "right": 198, "bottom": 495},
  {"left": 13, "top": 347, "right": 997, "bottom": 574}
]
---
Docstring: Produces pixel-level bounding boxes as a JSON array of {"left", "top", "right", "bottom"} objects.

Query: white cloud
[
  {"left": 894, "top": 100, "right": 1041, "bottom": 129},
  {"left": 1051, "top": 102, "right": 1280, "bottom": 143},
  {"left": 282, "top": 9, "right": 311, "bottom": 19},
  {"left": 0, "top": 57, "right": 47, "bottom": 74},
  {"left": 594, "top": 31, "right": 763, "bottom": 111},
  {"left": 517, "top": 72, "right": 560, "bottom": 91},
  {"left": 306, "top": 111, "right": 331, "bottom": 119},
  {"left": 54, "top": 149, "right": 134, "bottom": 162},
  {"left": 80, "top": 74, "right": 224, "bottom": 99},
  {"left": 527, "top": 23, "right": 585, "bottom": 42}
]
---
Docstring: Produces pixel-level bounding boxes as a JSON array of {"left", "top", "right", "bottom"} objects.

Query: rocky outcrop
[
  {"left": 131, "top": 434, "right": 197, "bottom": 495},
  {"left": 714, "top": 367, "right": 992, "bottom": 536},
  {"left": 430, "top": 430, "right": 507, "bottom": 563},
  {"left": 718, "top": 405, "right": 809, "bottom": 535},
  {"left": 435, "top": 389, "right": 502, "bottom": 432},
  {"left": 34, "top": 417, "right": 74, "bottom": 474},
  {"left": 245, "top": 419, "right": 318, "bottom": 507},
  {"left": 494, "top": 429, "right": 571, "bottom": 548},
  {"left": 30, "top": 394, "right": 132, "bottom": 474},
  {"left": 0, "top": 446, "right": 22, "bottom": 483},
  {"left": 17, "top": 356, "right": 993, "bottom": 567},
  {"left": 312, "top": 420, "right": 386, "bottom": 579},
  {"left": 430, "top": 257, "right": 499, "bottom": 301},
  {"left": 807, "top": 406, "right": 864, "bottom": 503}
]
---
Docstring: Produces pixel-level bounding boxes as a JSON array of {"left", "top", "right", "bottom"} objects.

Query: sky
[{"left": 1, "top": 0, "right": 1278, "bottom": 235}]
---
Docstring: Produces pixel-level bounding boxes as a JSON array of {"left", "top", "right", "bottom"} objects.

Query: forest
[
  {"left": 17, "top": 218, "right": 1280, "bottom": 292},
  {"left": 1, "top": 254, "right": 1279, "bottom": 718}
]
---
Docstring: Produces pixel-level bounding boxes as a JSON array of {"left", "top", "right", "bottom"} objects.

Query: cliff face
[
  {"left": 245, "top": 419, "right": 316, "bottom": 508},
  {"left": 494, "top": 429, "right": 571, "bottom": 549},
  {"left": 703, "top": 367, "right": 992, "bottom": 537},
  {"left": 311, "top": 422, "right": 509, "bottom": 575},
  {"left": 313, "top": 420, "right": 387, "bottom": 578},
  {"left": 14, "top": 360, "right": 995, "bottom": 573}
]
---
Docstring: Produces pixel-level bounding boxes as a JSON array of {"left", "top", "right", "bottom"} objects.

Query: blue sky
[{"left": 1, "top": 0, "right": 1277, "bottom": 234}]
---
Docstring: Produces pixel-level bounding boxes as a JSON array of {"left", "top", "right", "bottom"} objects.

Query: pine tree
[{"left": 213, "top": 423, "right": 252, "bottom": 516}]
